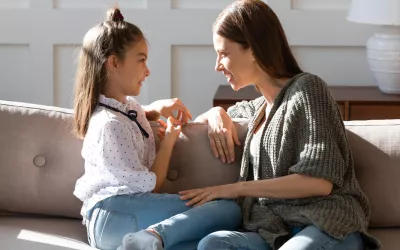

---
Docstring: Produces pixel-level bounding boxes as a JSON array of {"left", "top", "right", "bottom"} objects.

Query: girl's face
[
  {"left": 213, "top": 33, "right": 258, "bottom": 91},
  {"left": 107, "top": 39, "right": 150, "bottom": 98}
]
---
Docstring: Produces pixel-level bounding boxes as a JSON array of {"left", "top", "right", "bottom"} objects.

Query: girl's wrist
[
  {"left": 143, "top": 105, "right": 160, "bottom": 121},
  {"left": 160, "top": 136, "right": 176, "bottom": 148}
]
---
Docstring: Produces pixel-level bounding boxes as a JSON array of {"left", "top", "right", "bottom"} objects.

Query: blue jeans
[
  {"left": 85, "top": 193, "right": 242, "bottom": 250},
  {"left": 198, "top": 225, "right": 364, "bottom": 250}
]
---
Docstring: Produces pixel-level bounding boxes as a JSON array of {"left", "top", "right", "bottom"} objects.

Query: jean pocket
[{"left": 95, "top": 210, "right": 138, "bottom": 250}]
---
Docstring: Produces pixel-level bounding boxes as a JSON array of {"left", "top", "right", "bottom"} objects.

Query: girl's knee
[{"left": 215, "top": 199, "right": 241, "bottom": 212}]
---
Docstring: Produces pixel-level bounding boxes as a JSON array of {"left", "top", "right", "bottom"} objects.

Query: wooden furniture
[{"left": 213, "top": 85, "right": 400, "bottom": 120}]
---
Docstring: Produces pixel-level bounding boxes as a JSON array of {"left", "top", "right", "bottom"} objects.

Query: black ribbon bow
[{"left": 98, "top": 102, "right": 149, "bottom": 138}]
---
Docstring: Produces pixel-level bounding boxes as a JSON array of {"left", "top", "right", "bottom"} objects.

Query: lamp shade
[{"left": 347, "top": 0, "right": 400, "bottom": 26}]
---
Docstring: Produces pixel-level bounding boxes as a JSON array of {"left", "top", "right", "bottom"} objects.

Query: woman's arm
[
  {"left": 194, "top": 106, "right": 224, "bottom": 123},
  {"left": 180, "top": 174, "right": 332, "bottom": 207},
  {"left": 236, "top": 174, "right": 333, "bottom": 199}
]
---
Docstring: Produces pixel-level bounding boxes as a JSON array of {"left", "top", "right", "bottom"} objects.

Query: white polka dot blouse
[{"left": 73, "top": 94, "right": 156, "bottom": 219}]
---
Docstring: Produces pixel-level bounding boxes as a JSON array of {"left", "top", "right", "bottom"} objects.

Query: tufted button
[
  {"left": 167, "top": 169, "right": 179, "bottom": 181},
  {"left": 33, "top": 155, "right": 46, "bottom": 167}
]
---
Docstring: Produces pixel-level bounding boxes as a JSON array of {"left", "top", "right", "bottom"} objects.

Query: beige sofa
[{"left": 0, "top": 100, "right": 399, "bottom": 250}]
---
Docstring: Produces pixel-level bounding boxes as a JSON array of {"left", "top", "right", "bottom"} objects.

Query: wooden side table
[{"left": 213, "top": 85, "right": 400, "bottom": 121}]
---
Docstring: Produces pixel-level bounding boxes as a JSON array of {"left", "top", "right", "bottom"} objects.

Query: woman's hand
[
  {"left": 179, "top": 184, "right": 239, "bottom": 207},
  {"left": 145, "top": 98, "right": 192, "bottom": 124},
  {"left": 199, "top": 107, "right": 241, "bottom": 164}
]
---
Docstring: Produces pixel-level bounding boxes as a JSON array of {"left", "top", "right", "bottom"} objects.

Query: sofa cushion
[
  {"left": 159, "top": 119, "right": 248, "bottom": 194},
  {"left": 368, "top": 228, "right": 400, "bottom": 250},
  {"left": 0, "top": 101, "right": 84, "bottom": 219},
  {"left": 345, "top": 119, "right": 400, "bottom": 227},
  {"left": 1, "top": 216, "right": 399, "bottom": 250},
  {"left": 0, "top": 216, "right": 94, "bottom": 250},
  {"left": 0, "top": 101, "right": 246, "bottom": 219}
]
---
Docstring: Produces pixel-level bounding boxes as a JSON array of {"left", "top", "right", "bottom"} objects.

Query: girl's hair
[
  {"left": 73, "top": 7, "right": 144, "bottom": 139},
  {"left": 213, "top": 0, "right": 302, "bottom": 80}
]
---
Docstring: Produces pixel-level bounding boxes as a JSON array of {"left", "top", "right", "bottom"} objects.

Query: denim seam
[
  {"left": 149, "top": 200, "right": 223, "bottom": 248},
  {"left": 318, "top": 238, "right": 337, "bottom": 250},
  {"left": 233, "top": 244, "right": 260, "bottom": 250},
  {"left": 89, "top": 199, "right": 107, "bottom": 248}
]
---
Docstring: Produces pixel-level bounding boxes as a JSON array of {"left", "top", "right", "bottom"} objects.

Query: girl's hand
[
  {"left": 158, "top": 117, "right": 181, "bottom": 146},
  {"left": 157, "top": 127, "right": 166, "bottom": 141},
  {"left": 179, "top": 184, "right": 239, "bottom": 207},
  {"left": 147, "top": 98, "right": 193, "bottom": 124}
]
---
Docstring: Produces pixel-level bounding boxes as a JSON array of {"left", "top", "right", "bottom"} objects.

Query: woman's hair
[
  {"left": 213, "top": 0, "right": 302, "bottom": 80},
  {"left": 73, "top": 7, "right": 144, "bottom": 139}
]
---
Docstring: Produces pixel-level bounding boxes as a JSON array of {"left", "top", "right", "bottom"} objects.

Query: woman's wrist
[
  {"left": 194, "top": 107, "right": 226, "bottom": 123},
  {"left": 210, "top": 106, "right": 225, "bottom": 115},
  {"left": 234, "top": 181, "right": 245, "bottom": 197}
]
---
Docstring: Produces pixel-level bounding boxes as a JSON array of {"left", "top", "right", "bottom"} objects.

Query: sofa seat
[
  {"left": 367, "top": 228, "right": 400, "bottom": 250},
  {"left": 1, "top": 216, "right": 399, "bottom": 250},
  {"left": 0, "top": 217, "right": 95, "bottom": 250}
]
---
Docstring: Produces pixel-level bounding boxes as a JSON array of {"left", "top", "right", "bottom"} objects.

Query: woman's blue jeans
[
  {"left": 197, "top": 225, "right": 364, "bottom": 250},
  {"left": 85, "top": 193, "right": 242, "bottom": 250}
]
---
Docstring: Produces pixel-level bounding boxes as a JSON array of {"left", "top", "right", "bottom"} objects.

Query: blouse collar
[{"left": 98, "top": 94, "right": 130, "bottom": 113}]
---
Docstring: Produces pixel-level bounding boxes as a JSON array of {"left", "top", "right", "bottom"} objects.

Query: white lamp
[{"left": 347, "top": 0, "right": 400, "bottom": 94}]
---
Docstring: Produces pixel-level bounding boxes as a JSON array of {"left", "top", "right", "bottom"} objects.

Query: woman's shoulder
[
  {"left": 289, "top": 72, "right": 328, "bottom": 93},
  {"left": 283, "top": 72, "right": 331, "bottom": 103}
]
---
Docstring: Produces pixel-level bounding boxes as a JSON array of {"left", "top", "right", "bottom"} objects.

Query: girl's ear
[{"left": 105, "top": 55, "right": 119, "bottom": 73}]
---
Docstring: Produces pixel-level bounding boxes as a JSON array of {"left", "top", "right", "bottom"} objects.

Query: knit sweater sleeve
[
  {"left": 288, "top": 74, "right": 348, "bottom": 188},
  {"left": 227, "top": 96, "right": 265, "bottom": 119}
]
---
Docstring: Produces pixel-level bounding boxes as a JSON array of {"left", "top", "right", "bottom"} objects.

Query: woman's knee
[{"left": 198, "top": 231, "right": 233, "bottom": 250}]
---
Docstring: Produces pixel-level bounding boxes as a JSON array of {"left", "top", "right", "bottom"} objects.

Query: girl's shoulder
[
  {"left": 126, "top": 96, "right": 143, "bottom": 111},
  {"left": 86, "top": 109, "right": 131, "bottom": 136}
]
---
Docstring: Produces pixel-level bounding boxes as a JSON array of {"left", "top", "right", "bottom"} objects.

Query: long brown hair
[
  {"left": 213, "top": 0, "right": 302, "bottom": 80},
  {"left": 73, "top": 7, "right": 144, "bottom": 139}
]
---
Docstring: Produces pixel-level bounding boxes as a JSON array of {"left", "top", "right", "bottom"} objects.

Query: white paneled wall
[{"left": 0, "top": 0, "right": 379, "bottom": 117}]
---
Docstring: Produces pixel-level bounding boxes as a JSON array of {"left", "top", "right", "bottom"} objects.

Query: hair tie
[{"left": 116, "top": 12, "right": 124, "bottom": 22}]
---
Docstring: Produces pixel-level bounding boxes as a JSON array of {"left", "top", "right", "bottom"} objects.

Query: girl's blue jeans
[{"left": 85, "top": 192, "right": 242, "bottom": 250}]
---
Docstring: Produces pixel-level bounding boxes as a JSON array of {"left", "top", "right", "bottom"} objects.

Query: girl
[{"left": 72, "top": 7, "right": 241, "bottom": 250}]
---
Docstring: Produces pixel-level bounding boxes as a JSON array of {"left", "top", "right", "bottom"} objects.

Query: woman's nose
[{"left": 215, "top": 61, "right": 222, "bottom": 72}]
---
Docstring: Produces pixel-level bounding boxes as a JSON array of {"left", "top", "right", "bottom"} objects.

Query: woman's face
[{"left": 213, "top": 33, "right": 257, "bottom": 91}]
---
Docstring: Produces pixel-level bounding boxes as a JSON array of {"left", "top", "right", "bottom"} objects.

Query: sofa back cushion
[
  {"left": 345, "top": 120, "right": 400, "bottom": 227},
  {"left": 0, "top": 101, "right": 84, "bottom": 218},
  {"left": 0, "top": 101, "right": 246, "bottom": 219}
]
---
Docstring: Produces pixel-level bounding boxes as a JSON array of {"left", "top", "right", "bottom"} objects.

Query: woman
[{"left": 180, "top": 0, "right": 380, "bottom": 249}]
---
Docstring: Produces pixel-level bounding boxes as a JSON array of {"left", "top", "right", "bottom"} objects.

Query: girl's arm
[{"left": 150, "top": 137, "right": 175, "bottom": 193}]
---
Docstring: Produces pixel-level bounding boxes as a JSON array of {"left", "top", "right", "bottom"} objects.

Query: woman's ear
[{"left": 105, "top": 55, "right": 119, "bottom": 73}]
